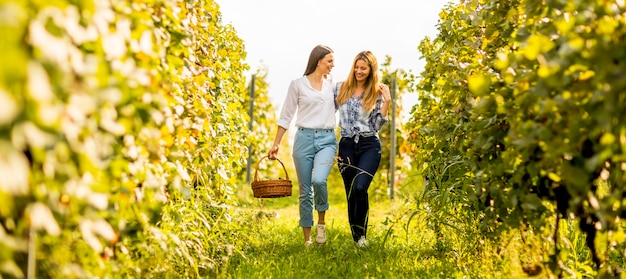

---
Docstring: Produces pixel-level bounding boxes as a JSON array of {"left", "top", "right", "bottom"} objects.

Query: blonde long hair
[{"left": 336, "top": 51, "right": 380, "bottom": 112}]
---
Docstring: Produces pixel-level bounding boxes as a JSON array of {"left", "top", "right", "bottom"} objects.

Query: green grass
[
  {"left": 223, "top": 199, "right": 541, "bottom": 279},
  {"left": 222, "top": 164, "right": 618, "bottom": 278},
  {"left": 223, "top": 170, "right": 551, "bottom": 279}
]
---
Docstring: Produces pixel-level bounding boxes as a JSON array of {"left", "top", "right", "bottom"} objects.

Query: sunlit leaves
[
  {"left": 0, "top": 141, "right": 29, "bottom": 196},
  {"left": 521, "top": 34, "right": 555, "bottom": 60},
  {"left": 1, "top": 0, "right": 252, "bottom": 277},
  {"left": 28, "top": 203, "right": 61, "bottom": 236},
  {"left": 408, "top": 0, "right": 626, "bottom": 274},
  {"left": 467, "top": 72, "right": 492, "bottom": 96},
  {"left": 0, "top": 88, "right": 19, "bottom": 126},
  {"left": 79, "top": 218, "right": 116, "bottom": 253}
]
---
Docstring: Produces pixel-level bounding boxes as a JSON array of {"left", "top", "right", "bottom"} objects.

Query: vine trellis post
[
  {"left": 246, "top": 74, "right": 255, "bottom": 183},
  {"left": 389, "top": 77, "right": 396, "bottom": 200}
]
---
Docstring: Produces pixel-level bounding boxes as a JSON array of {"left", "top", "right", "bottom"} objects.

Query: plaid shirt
[{"left": 335, "top": 83, "right": 388, "bottom": 142}]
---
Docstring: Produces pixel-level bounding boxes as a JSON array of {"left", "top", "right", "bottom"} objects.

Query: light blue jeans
[{"left": 292, "top": 127, "right": 337, "bottom": 228}]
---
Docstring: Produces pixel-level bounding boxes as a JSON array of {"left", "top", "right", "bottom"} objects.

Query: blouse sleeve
[
  {"left": 277, "top": 80, "right": 299, "bottom": 129},
  {"left": 333, "top": 81, "right": 342, "bottom": 111},
  {"left": 369, "top": 95, "right": 388, "bottom": 131}
]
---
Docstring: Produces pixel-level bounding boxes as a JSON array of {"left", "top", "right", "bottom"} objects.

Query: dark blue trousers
[{"left": 337, "top": 135, "right": 382, "bottom": 242}]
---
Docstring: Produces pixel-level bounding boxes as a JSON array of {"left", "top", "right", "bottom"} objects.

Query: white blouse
[{"left": 277, "top": 76, "right": 337, "bottom": 130}]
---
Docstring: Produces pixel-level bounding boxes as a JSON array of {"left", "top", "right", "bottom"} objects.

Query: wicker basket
[{"left": 251, "top": 155, "right": 292, "bottom": 198}]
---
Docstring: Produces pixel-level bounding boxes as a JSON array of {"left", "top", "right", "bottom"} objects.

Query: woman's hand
[
  {"left": 268, "top": 145, "right": 279, "bottom": 160},
  {"left": 379, "top": 84, "right": 392, "bottom": 103}
]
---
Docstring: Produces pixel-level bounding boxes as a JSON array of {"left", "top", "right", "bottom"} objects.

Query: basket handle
[{"left": 253, "top": 155, "right": 290, "bottom": 182}]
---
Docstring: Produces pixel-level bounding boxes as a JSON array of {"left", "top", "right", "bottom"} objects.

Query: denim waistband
[
  {"left": 297, "top": 127, "right": 334, "bottom": 133},
  {"left": 344, "top": 131, "right": 377, "bottom": 143},
  {"left": 358, "top": 131, "right": 377, "bottom": 138}
]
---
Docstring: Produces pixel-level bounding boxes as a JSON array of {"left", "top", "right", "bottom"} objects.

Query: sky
[{"left": 218, "top": 0, "right": 452, "bottom": 117}]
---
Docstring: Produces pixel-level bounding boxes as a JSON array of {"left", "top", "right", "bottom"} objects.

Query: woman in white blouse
[
  {"left": 269, "top": 45, "right": 337, "bottom": 246},
  {"left": 335, "top": 50, "right": 391, "bottom": 248}
]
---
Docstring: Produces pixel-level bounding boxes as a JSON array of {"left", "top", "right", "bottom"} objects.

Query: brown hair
[
  {"left": 303, "top": 45, "right": 333, "bottom": 76},
  {"left": 336, "top": 51, "right": 380, "bottom": 112}
]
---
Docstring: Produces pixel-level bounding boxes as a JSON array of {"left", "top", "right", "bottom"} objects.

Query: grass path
[{"left": 223, "top": 179, "right": 537, "bottom": 279}]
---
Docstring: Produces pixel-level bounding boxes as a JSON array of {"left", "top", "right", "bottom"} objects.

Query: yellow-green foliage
[
  {"left": 372, "top": 56, "right": 417, "bottom": 201},
  {"left": 0, "top": 0, "right": 252, "bottom": 277},
  {"left": 407, "top": 0, "right": 626, "bottom": 276},
  {"left": 239, "top": 66, "right": 278, "bottom": 181}
]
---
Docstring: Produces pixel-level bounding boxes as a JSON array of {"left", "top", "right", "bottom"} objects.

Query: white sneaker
[
  {"left": 315, "top": 224, "right": 326, "bottom": 244},
  {"left": 304, "top": 240, "right": 313, "bottom": 247},
  {"left": 357, "top": 236, "right": 368, "bottom": 248}
]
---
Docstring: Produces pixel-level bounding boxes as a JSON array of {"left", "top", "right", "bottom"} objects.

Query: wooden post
[
  {"left": 246, "top": 75, "right": 255, "bottom": 183},
  {"left": 389, "top": 77, "right": 396, "bottom": 200}
]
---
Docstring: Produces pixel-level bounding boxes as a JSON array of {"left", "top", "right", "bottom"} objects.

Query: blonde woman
[{"left": 335, "top": 50, "right": 391, "bottom": 247}]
